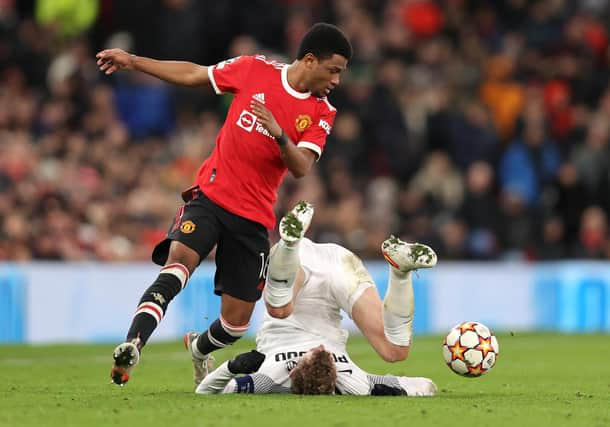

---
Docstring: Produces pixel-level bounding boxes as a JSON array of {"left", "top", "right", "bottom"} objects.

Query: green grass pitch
[{"left": 1, "top": 334, "right": 609, "bottom": 427}]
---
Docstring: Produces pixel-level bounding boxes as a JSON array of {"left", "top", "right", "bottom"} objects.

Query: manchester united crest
[
  {"left": 180, "top": 220, "right": 196, "bottom": 234},
  {"left": 295, "top": 114, "right": 313, "bottom": 132}
]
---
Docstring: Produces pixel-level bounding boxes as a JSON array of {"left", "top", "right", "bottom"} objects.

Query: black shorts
[{"left": 152, "top": 191, "right": 269, "bottom": 302}]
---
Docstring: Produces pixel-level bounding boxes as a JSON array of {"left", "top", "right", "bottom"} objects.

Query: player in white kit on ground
[{"left": 192, "top": 201, "right": 438, "bottom": 396}]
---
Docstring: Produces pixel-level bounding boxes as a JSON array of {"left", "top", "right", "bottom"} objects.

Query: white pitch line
[{"left": 0, "top": 351, "right": 189, "bottom": 366}]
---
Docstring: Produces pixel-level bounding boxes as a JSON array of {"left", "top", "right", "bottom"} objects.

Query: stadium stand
[{"left": 1, "top": 0, "right": 609, "bottom": 261}]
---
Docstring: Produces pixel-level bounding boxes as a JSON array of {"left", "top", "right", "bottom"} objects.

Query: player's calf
[
  {"left": 266, "top": 201, "right": 314, "bottom": 309},
  {"left": 380, "top": 237, "right": 437, "bottom": 348},
  {"left": 126, "top": 263, "right": 190, "bottom": 345},
  {"left": 111, "top": 263, "right": 189, "bottom": 386}
]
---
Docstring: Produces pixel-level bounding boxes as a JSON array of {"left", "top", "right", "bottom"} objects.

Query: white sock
[
  {"left": 264, "top": 241, "right": 300, "bottom": 308},
  {"left": 382, "top": 268, "right": 414, "bottom": 346},
  {"left": 195, "top": 361, "right": 234, "bottom": 394}
]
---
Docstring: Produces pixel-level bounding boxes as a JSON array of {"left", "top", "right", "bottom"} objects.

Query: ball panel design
[
  {"left": 474, "top": 323, "right": 491, "bottom": 338},
  {"left": 450, "top": 359, "right": 468, "bottom": 375},
  {"left": 460, "top": 330, "right": 480, "bottom": 347},
  {"left": 445, "top": 328, "right": 461, "bottom": 346},
  {"left": 442, "top": 345, "right": 452, "bottom": 363},
  {"left": 491, "top": 335, "right": 500, "bottom": 354},
  {"left": 464, "top": 348, "right": 483, "bottom": 366},
  {"left": 482, "top": 352, "right": 496, "bottom": 370},
  {"left": 442, "top": 321, "right": 499, "bottom": 378}
]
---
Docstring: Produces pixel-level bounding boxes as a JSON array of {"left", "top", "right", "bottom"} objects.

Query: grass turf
[{"left": 1, "top": 334, "right": 609, "bottom": 427}]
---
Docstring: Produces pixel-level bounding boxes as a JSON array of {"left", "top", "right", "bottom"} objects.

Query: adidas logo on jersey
[{"left": 252, "top": 93, "right": 265, "bottom": 104}]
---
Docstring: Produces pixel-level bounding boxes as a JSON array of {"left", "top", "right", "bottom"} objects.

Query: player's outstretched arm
[
  {"left": 195, "top": 350, "right": 266, "bottom": 394},
  {"left": 351, "top": 288, "right": 410, "bottom": 363},
  {"left": 96, "top": 48, "right": 210, "bottom": 87},
  {"left": 195, "top": 360, "right": 236, "bottom": 394}
]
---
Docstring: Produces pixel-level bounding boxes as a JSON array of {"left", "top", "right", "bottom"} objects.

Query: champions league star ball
[{"left": 442, "top": 321, "right": 499, "bottom": 377}]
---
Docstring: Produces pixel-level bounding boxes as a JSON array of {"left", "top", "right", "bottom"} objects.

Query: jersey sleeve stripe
[
  {"left": 208, "top": 66, "right": 222, "bottom": 94},
  {"left": 297, "top": 141, "right": 322, "bottom": 159}
]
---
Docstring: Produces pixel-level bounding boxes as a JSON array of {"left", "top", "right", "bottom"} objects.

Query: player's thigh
[
  {"left": 214, "top": 216, "right": 269, "bottom": 303},
  {"left": 152, "top": 196, "right": 222, "bottom": 266}
]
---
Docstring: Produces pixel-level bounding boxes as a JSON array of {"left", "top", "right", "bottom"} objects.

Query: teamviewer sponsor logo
[
  {"left": 237, "top": 110, "right": 257, "bottom": 132},
  {"left": 236, "top": 109, "right": 275, "bottom": 139}
]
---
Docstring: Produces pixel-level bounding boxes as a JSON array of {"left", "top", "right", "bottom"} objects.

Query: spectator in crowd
[
  {"left": 459, "top": 161, "right": 500, "bottom": 259},
  {"left": 536, "top": 216, "right": 568, "bottom": 260},
  {"left": 499, "top": 117, "right": 561, "bottom": 209},
  {"left": 571, "top": 206, "right": 609, "bottom": 259},
  {"left": 1, "top": 0, "right": 610, "bottom": 261}
]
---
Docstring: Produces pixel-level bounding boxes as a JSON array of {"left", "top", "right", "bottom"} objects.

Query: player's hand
[
  {"left": 250, "top": 100, "right": 282, "bottom": 138},
  {"left": 96, "top": 49, "right": 135, "bottom": 75},
  {"left": 227, "top": 350, "right": 266, "bottom": 374}
]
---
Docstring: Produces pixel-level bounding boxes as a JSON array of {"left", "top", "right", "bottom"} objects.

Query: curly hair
[
  {"left": 290, "top": 348, "right": 337, "bottom": 395},
  {"left": 297, "top": 23, "right": 352, "bottom": 61}
]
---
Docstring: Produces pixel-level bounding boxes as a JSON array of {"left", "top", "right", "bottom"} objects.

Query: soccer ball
[{"left": 442, "top": 321, "right": 499, "bottom": 377}]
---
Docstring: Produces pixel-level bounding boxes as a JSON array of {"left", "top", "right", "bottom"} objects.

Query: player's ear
[{"left": 303, "top": 53, "right": 318, "bottom": 68}]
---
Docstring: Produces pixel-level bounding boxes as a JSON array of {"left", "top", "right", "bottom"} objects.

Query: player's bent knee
[
  {"left": 266, "top": 304, "right": 292, "bottom": 319},
  {"left": 167, "top": 241, "right": 200, "bottom": 273}
]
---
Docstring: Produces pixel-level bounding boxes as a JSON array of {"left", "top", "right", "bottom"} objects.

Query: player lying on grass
[{"left": 187, "top": 201, "right": 438, "bottom": 396}]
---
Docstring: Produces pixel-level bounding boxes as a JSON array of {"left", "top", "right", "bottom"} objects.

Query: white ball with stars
[{"left": 442, "top": 321, "right": 499, "bottom": 377}]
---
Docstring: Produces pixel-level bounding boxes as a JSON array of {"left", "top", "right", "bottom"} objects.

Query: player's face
[{"left": 305, "top": 54, "right": 348, "bottom": 97}]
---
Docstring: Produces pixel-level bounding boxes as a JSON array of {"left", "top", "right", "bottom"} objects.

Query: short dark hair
[
  {"left": 297, "top": 23, "right": 352, "bottom": 61},
  {"left": 290, "top": 348, "right": 337, "bottom": 395}
]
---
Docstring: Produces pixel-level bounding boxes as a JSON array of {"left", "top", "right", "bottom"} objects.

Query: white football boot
[
  {"left": 381, "top": 235, "right": 437, "bottom": 272},
  {"left": 279, "top": 201, "right": 314, "bottom": 245},
  {"left": 184, "top": 332, "right": 214, "bottom": 387},
  {"left": 110, "top": 340, "right": 140, "bottom": 386}
]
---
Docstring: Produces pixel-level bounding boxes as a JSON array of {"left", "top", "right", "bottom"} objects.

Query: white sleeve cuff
[
  {"left": 347, "top": 282, "right": 375, "bottom": 317},
  {"left": 208, "top": 66, "right": 222, "bottom": 94},
  {"left": 296, "top": 141, "right": 322, "bottom": 160}
]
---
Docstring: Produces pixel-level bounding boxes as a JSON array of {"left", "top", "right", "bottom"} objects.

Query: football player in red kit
[{"left": 96, "top": 23, "right": 352, "bottom": 386}]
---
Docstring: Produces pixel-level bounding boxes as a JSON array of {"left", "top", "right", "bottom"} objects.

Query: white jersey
[
  {"left": 196, "top": 238, "right": 437, "bottom": 396},
  {"left": 256, "top": 238, "right": 375, "bottom": 355}
]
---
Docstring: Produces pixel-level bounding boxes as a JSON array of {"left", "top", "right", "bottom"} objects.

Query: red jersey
[{"left": 194, "top": 55, "right": 336, "bottom": 229}]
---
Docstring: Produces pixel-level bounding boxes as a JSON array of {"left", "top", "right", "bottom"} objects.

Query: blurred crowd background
[{"left": 1, "top": 0, "right": 610, "bottom": 261}]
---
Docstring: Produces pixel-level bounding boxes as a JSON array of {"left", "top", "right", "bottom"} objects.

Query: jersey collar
[{"left": 282, "top": 65, "right": 310, "bottom": 100}]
